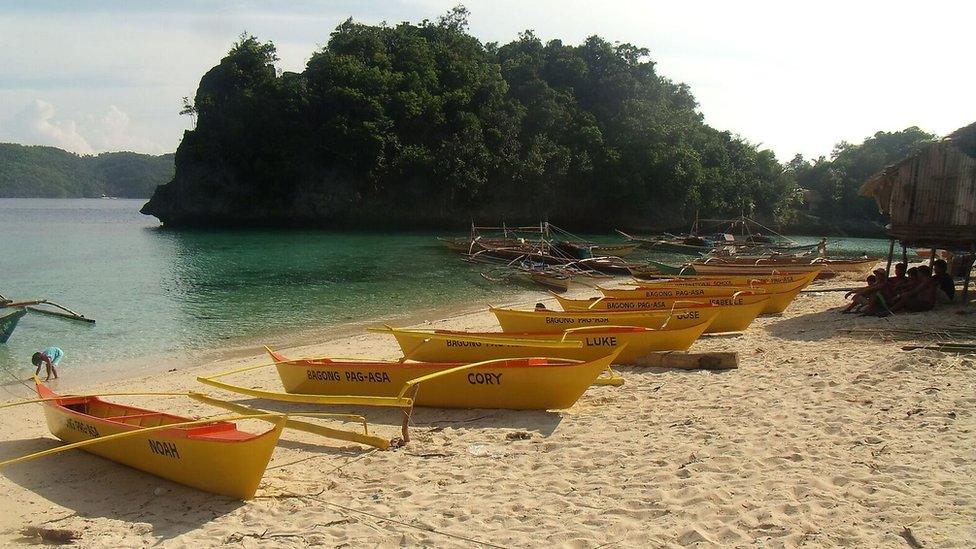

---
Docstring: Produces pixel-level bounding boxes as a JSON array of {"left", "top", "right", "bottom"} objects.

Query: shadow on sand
[
  {"left": 764, "top": 306, "right": 867, "bottom": 342},
  {"left": 0, "top": 437, "right": 245, "bottom": 540},
  {"left": 232, "top": 397, "right": 564, "bottom": 438},
  {"left": 764, "top": 303, "right": 961, "bottom": 343}
]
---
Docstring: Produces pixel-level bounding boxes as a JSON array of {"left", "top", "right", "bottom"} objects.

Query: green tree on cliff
[{"left": 143, "top": 7, "right": 799, "bottom": 228}]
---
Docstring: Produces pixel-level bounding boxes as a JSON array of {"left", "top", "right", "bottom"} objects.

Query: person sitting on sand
[
  {"left": 861, "top": 268, "right": 898, "bottom": 315},
  {"left": 932, "top": 259, "right": 955, "bottom": 303},
  {"left": 842, "top": 274, "right": 878, "bottom": 313},
  {"left": 889, "top": 265, "right": 936, "bottom": 313},
  {"left": 32, "top": 346, "right": 63, "bottom": 381},
  {"left": 888, "top": 262, "right": 909, "bottom": 292}
]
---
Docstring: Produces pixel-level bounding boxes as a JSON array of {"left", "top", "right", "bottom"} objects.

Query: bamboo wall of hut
[{"left": 860, "top": 122, "right": 976, "bottom": 248}]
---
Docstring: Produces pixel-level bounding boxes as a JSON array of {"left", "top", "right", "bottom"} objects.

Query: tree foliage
[
  {"left": 787, "top": 126, "right": 935, "bottom": 228},
  {"left": 143, "top": 8, "right": 810, "bottom": 228},
  {"left": 0, "top": 143, "right": 174, "bottom": 198}
]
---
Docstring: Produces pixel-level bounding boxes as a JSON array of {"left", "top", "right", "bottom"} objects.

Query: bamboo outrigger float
[
  {"left": 197, "top": 347, "right": 624, "bottom": 411},
  {"left": 0, "top": 293, "right": 94, "bottom": 343}
]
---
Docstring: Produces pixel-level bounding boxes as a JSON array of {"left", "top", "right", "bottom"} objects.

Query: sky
[{"left": 1, "top": 0, "right": 973, "bottom": 161}]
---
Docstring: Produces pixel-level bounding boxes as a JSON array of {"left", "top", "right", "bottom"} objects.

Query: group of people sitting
[{"left": 843, "top": 259, "right": 956, "bottom": 315}]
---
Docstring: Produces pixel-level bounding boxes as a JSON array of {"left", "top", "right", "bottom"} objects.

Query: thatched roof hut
[{"left": 859, "top": 122, "right": 976, "bottom": 248}]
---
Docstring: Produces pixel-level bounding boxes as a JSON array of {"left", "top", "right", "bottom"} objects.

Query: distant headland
[
  {"left": 0, "top": 143, "right": 174, "bottom": 199},
  {"left": 140, "top": 8, "right": 934, "bottom": 234}
]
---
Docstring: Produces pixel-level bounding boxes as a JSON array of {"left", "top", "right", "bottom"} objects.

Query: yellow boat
[
  {"left": 259, "top": 348, "right": 621, "bottom": 410},
  {"left": 579, "top": 284, "right": 800, "bottom": 315},
  {"left": 619, "top": 270, "right": 819, "bottom": 290},
  {"left": 372, "top": 321, "right": 713, "bottom": 364},
  {"left": 29, "top": 380, "right": 284, "bottom": 500},
  {"left": 489, "top": 303, "right": 759, "bottom": 333},
  {"left": 549, "top": 295, "right": 768, "bottom": 332},
  {"left": 600, "top": 270, "right": 818, "bottom": 313}
]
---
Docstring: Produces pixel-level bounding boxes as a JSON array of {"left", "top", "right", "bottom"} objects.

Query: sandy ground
[{"left": 0, "top": 277, "right": 973, "bottom": 548}]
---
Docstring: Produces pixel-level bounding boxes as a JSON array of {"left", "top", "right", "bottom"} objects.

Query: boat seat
[{"left": 186, "top": 423, "right": 253, "bottom": 441}]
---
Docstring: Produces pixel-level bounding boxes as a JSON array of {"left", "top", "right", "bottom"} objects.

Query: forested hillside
[
  {"left": 142, "top": 8, "right": 797, "bottom": 229},
  {"left": 786, "top": 127, "right": 935, "bottom": 233},
  {"left": 0, "top": 143, "right": 174, "bottom": 198},
  {"left": 141, "top": 7, "right": 947, "bottom": 232}
]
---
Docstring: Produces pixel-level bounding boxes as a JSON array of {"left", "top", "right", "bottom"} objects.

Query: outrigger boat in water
[
  {"left": 0, "top": 308, "right": 27, "bottom": 343},
  {"left": 0, "top": 293, "right": 94, "bottom": 343},
  {"left": 197, "top": 348, "right": 623, "bottom": 411},
  {"left": 372, "top": 322, "right": 712, "bottom": 364}
]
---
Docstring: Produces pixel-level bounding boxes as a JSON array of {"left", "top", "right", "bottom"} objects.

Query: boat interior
[{"left": 56, "top": 396, "right": 253, "bottom": 440}]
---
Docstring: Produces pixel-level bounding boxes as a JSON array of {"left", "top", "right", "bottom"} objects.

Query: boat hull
[
  {"left": 555, "top": 293, "right": 775, "bottom": 322},
  {"left": 270, "top": 352, "right": 617, "bottom": 410},
  {"left": 36, "top": 382, "right": 282, "bottom": 499},
  {"left": 527, "top": 272, "right": 570, "bottom": 292},
  {"left": 598, "top": 274, "right": 815, "bottom": 314},
  {"left": 692, "top": 259, "right": 877, "bottom": 278},
  {"left": 630, "top": 270, "right": 818, "bottom": 288},
  {"left": 384, "top": 323, "right": 711, "bottom": 364},
  {"left": 490, "top": 306, "right": 736, "bottom": 333},
  {"left": 0, "top": 308, "right": 26, "bottom": 343}
]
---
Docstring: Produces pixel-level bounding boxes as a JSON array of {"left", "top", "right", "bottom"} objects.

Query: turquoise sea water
[{"left": 0, "top": 199, "right": 892, "bottom": 377}]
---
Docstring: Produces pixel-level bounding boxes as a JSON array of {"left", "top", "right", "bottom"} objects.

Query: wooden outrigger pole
[{"left": 0, "top": 293, "right": 95, "bottom": 324}]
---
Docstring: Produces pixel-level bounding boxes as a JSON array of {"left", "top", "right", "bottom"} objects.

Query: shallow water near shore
[{"left": 0, "top": 198, "right": 892, "bottom": 380}]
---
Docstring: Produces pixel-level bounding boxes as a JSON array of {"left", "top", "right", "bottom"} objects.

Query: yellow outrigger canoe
[
  {"left": 620, "top": 270, "right": 820, "bottom": 290},
  {"left": 559, "top": 288, "right": 795, "bottom": 315},
  {"left": 197, "top": 348, "right": 623, "bottom": 411},
  {"left": 372, "top": 321, "right": 713, "bottom": 364},
  {"left": 28, "top": 380, "right": 284, "bottom": 499},
  {"left": 600, "top": 270, "right": 818, "bottom": 314},
  {"left": 490, "top": 303, "right": 761, "bottom": 334}
]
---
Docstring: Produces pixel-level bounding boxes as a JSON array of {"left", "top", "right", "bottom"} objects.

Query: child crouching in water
[{"left": 32, "top": 346, "right": 63, "bottom": 381}]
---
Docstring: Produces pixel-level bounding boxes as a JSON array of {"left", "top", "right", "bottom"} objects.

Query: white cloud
[
  {"left": 0, "top": 100, "right": 165, "bottom": 155},
  {"left": 83, "top": 105, "right": 164, "bottom": 153},
  {"left": 1, "top": 1, "right": 974, "bottom": 159},
  {"left": 3, "top": 99, "right": 93, "bottom": 154}
]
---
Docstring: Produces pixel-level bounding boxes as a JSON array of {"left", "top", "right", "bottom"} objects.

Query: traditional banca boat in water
[{"left": 0, "top": 307, "right": 27, "bottom": 343}]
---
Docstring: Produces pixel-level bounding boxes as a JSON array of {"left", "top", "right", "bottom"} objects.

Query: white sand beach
[{"left": 0, "top": 280, "right": 973, "bottom": 547}]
